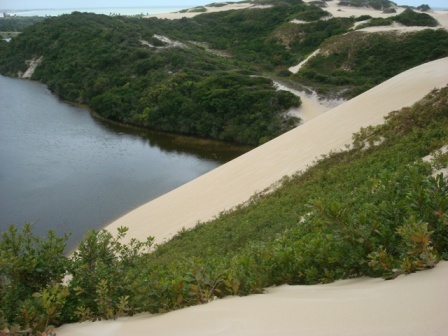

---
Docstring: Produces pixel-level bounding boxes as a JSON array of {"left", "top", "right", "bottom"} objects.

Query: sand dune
[
  {"left": 104, "top": 57, "right": 448, "bottom": 246},
  {"left": 52, "top": 3, "right": 448, "bottom": 334},
  {"left": 56, "top": 260, "right": 448, "bottom": 335}
]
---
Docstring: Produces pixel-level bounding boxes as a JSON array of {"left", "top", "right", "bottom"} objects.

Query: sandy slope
[
  {"left": 104, "top": 57, "right": 448, "bottom": 246},
  {"left": 56, "top": 261, "right": 448, "bottom": 336},
  {"left": 145, "top": 3, "right": 272, "bottom": 19}
]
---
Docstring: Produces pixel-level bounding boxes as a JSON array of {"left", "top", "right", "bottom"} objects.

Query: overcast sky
[{"left": 0, "top": 0, "right": 446, "bottom": 10}]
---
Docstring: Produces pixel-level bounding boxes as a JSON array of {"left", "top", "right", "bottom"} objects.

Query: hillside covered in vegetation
[{"left": 0, "top": 0, "right": 446, "bottom": 144}]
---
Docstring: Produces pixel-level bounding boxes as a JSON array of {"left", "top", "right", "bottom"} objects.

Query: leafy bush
[
  {"left": 65, "top": 227, "right": 153, "bottom": 322},
  {"left": 293, "top": 5, "right": 329, "bottom": 21},
  {"left": 416, "top": 4, "right": 431, "bottom": 12},
  {"left": 0, "top": 16, "right": 46, "bottom": 32},
  {"left": 394, "top": 8, "right": 438, "bottom": 27},
  {"left": 0, "top": 225, "right": 69, "bottom": 333},
  {"left": 356, "top": 17, "right": 393, "bottom": 29},
  {"left": 382, "top": 7, "right": 396, "bottom": 13},
  {"left": 355, "top": 14, "right": 372, "bottom": 21},
  {"left": 338, "top": 0, "right": 393, "bottom": 10}
]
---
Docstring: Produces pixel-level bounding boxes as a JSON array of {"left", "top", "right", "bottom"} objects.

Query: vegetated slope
[
  {"left": 0, "top": 16, "right": 46, "bottom": 32},
  {"left": 355, "top": 7, "right": 439, "bottom": 29},
  {"left": 2, "top": 84, "right": 447, "bottom": 333},
  {"left": 295, "top": 29, "right": 448, "bottom": 98},
  {"left": 337, "top": 0, "right": 394, "bottom": 10}
]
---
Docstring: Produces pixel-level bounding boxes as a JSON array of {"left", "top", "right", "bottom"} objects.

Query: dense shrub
[
  {"left": 0, "top": 225, "right": 69, "bottom": 333},
  {"left": 295, "top": 29, "right": 448, "bottom": 98},
  {"left": 0, "top": 16, "right": 46, "bottom": 32},
  {"left": 394, "top": 8, "right": 438, "bottom": 26},
  {"left": 356, "top": 17, "right": 393, "bottom": 29}
]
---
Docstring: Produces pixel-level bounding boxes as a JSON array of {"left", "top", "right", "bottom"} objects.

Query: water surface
[{"left": 0, "top": 75, "right": 246, "bottom": 249}]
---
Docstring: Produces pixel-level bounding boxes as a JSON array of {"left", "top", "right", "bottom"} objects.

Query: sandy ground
[
  {"left": 145, "top": 3, "right": 271, "bottom": 20},
  {"left": 146, "top": 0, "right": 448, "bottom": 32},
  {"left": 274, "top": 81, "right": 340, "bottom": 121},
  {"left": 21, "top": 56, "right": 43, "bottom": 78},
  {"left": 56, "top": 261, "right": 448, "bottom": 335},
  {"left": 55, "top": 4, "right": 448, "bottom": 335}
]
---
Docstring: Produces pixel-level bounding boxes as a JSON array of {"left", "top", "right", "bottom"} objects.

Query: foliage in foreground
[{"left": 1, "top": 86, "right": 448, "bottom": 334}]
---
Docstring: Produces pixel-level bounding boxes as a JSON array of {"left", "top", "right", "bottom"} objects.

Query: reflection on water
[{"left": 0, "top": 75, "right": 249, "bottom": 250}]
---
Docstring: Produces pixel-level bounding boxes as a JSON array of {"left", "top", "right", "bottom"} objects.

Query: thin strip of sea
[{"left": 2, "top": 6, "right": 188, "bottom": 17}]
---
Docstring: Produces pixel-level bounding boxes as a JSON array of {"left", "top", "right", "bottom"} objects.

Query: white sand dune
[
  {"left": 105, "top": 57, "right": 448, "bottom": 247},
  {"left": 55, "top": 4, "right": 448, "bottom": 335},
  {"left": 145, "top": 3, "right": 271, "bottom": 20},
  {"left": 57, "top": 261, "right": 448, "bottom": 335}
]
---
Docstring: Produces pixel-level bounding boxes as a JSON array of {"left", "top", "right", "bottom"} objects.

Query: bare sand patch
[{"left": 145, "top": 3, "right": 271, "bottom": 20}]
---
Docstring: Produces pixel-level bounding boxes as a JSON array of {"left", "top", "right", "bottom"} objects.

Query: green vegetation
[
  {"left": 0, "top": 11, "right": 303, "bottom": 145},
  {"left": 292, "top": 4, "right": 329, "bottom": 21},
  {"left": 180, "top": 6, "right": 207, "bottom": 13},
  {"left": 394, "top": 7, "right": 438, "bottom": 27},
  {"left": 295, "top": 29, "right": 448, "bottom": 97},
  {"left": 0, "top": 16, "right": 46, "bottom": 32},
  {"left": 1, "top": 2, "right": 444, "bottom": 143},
  {"left": 416, "top": 4, "right": 431, "bottom": 12},
  {"left": 356, "top": 16, "right": 393, "bottom": 29},
  {"left": 2, "top": 84, "right": 447, "bottom": 335},
  {"left": 338, "top": 0, "right": 393, "bottom": 10},
  {"left": 354, "top": 8, "right": 438, "bottom": 29},
  {"left": 338, "top": 0, "right": 394, "bottom": 10}
]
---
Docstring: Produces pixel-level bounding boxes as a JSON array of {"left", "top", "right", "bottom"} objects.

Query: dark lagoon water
[{"left": 0, "top": 75, "right": 247, "bottom": 249}]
